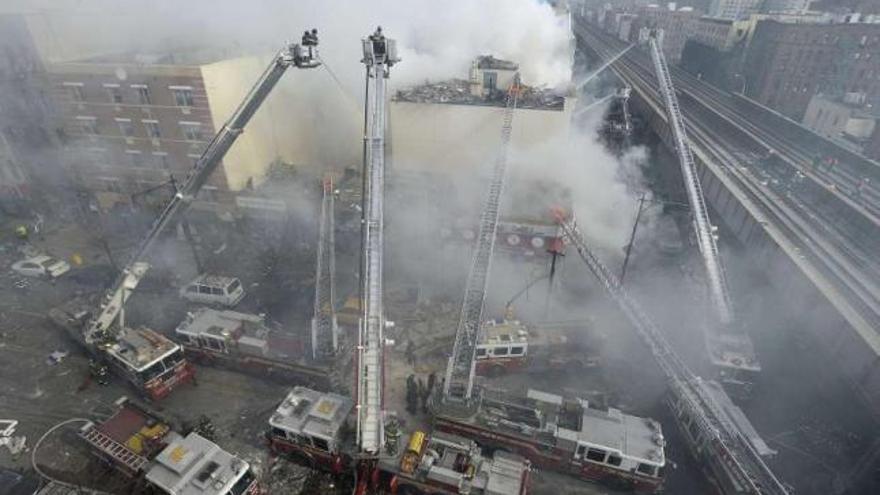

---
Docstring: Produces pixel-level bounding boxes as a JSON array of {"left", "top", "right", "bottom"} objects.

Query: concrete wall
[
  {"left": 389, "top": 100, "right": 574, "bottom": 173},
  {"left": 201, "top": 55, "right": 361, "bottom": 191}
]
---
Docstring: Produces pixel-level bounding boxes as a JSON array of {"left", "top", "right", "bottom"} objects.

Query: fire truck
[
  {"left": 433, "top": 389, "right": 666, "bottom": 493},
  {"left": 266, "top": 386, "right": 532, "bottom": 495},
  {"left": 474, "top": 318, "right": 601, "bottom": 377},
  {"left": 50, "top": 296, "right": 195, "bottom": 401},
  {"left": 78, "top": 397, "right": 259, "bottom": 495},
  {"left": 174, "top": 307, "right": 345, "bottom": 390}
]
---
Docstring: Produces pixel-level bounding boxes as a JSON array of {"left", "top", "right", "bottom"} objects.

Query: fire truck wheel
[{"left": 487, "top": 364, "right": 506, "bottom": 378}]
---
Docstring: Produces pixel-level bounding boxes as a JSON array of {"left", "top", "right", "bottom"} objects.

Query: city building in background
[
  {"left": 709, "top": 0, "right": 764, "bottom": 20},
  {"left": 0, "top": 14, "right": 62, "bottom": 213}
]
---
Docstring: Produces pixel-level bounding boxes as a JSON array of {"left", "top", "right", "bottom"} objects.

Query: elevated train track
[{"left": 573, "top": 21, "right": 880, "bottom": 375}]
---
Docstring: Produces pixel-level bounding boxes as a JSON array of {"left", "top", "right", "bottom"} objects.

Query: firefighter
[
  {"left": 14, "top": 225, "right": 27, "bottom": 239},
  {"left": 405, "top": 374, "right": 418, "bottom": 415},
  {"left": 89, "top": 359, "right": 109, "bottom": 386},
  {"left": 405, "top": 339, "right": 416, "bottom": 367}
]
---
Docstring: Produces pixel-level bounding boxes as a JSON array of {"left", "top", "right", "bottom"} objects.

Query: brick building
[
  {"left": 743, "top": 20, "right": 880, "bottom": 120},
  {"left": 629, "top": 7, "right": 702, "bottom": 63},
  {"left": 50, "top": 53, "right": 223, "bottom": 210},
  {"left": 48, "top": 47, "right": 323, "bottom": 212}
]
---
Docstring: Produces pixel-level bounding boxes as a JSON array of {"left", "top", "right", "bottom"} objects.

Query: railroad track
[{"left": 575, "top": 23, "right": 880, "bottom": 335}]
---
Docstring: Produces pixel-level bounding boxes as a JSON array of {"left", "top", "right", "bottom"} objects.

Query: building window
[
  {"left": 143, "top": 120, "right": 161, "bottom": 138},
  {"left": 131, "top": 84, "right": 151, "bottom": 105},
  {"left": 116, "top": 118, "right": 134, "bottom": 137},
  {"left": 63, "top": 82, "right": 85, "bottom": 102},
  {"left": 180, "top": 122, "right": 203, "bottom": 141},
  {"left": 76, "top": 116, "right": 99, "bottom": 135},
  {"left": 104, "top": 84, "right": 123, "bottom": 104},
  {"left": 152, "top": 152, "right": 169, "bottom": 169},
  {"left": 126, "top": 150, "right": 144, "bottom": 167},
  {"left": 188, "top": 153, "right": 202, "bottom": 167},
  {"left": 171, "top": 86, "right": 194, "bottom": 107}
]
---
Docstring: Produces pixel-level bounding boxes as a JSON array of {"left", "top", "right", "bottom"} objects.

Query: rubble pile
[{"left": 394, "top": 79, "right": 565, "bottom": 110}]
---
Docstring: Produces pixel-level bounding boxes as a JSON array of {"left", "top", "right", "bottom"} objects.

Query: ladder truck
[
  {"left": 312, "top": 174, "right": 339, "bottom": 360},
  {"left": 49, "top": 31, "right": 321, "bottom": 401},
  {"left": 442, "top": 75, "right": 521, "bottom": 404},
  {"left": 267, "top": 29, "right": 532, "bottom": 495},
  {"left": 553, "top": 210, "right": 789, "bottom": 495},
  {"left": 643, "top": 29, "right": 760, "bottom": 396}
]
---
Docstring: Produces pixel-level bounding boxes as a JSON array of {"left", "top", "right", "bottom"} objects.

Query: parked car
[
  {"left": 11, "top": 255, "right": 71, "bottom": 279},
  {"left": 179, "top": 274, "right": 245, "bottom": 307}
]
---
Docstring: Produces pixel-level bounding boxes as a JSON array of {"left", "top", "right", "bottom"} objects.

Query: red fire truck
[
  {"left": 266, "top": 386, "right": 532, "bottom": 494},
  {"left": 474, "top": 318, "right": 602, "bottom": 377},
  {"left": 433, "top": 389, "right": 666, "bottom": 493},
  {"left": 78, "top": 397, "right": 259, "bottom": 495},
  {"left": 50, "top": 302, "right": 195, "bottom": 401},
  {"left": 174, "top": 307, "right": 343, "bottom": 391}
]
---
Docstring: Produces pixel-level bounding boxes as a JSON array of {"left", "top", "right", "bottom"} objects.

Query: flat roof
[
  {"left": 105, "top": 327, "right": 180, "bottom": 372},
  {"left": 145, "top": 432, "right": 250, "bottom": 495},
  {"left": 269, "top": 387, "right": 352, "bottom": 442},
  {"left": 187, "top": 274, "right": 240, "bottom": 288}
]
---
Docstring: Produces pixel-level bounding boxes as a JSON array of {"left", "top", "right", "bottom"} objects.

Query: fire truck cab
[
  {"left": 101, "top": 327, "right": 195, "bottom": 401},
  {"left": 705, "top": 331, "right": 761, "bottom": 399},
  {"left": 267, "top": 386, "right": 354, "bottom": 473}
]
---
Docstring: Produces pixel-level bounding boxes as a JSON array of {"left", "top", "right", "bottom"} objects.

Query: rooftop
[
  {"left": 105, "top": 327, "right": 180, "bottom": 372},
  {"left": 269, "top": 387, "right": 352, "bottom": 442},
  {"left": 393, "top": 79, "right": 565, "bottom": 111},
  {"left": 145, "top": 432, "right": 251, "bottom": 495},
  {"left": 476, "top": 55, "right": 519, "bottom": 71},
  {"left": 55, "top": 45, "right": 241, "bottom": 67}
]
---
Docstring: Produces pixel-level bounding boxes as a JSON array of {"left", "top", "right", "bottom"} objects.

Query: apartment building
[{"left": 743, "top": 19, "right": 880, "bottom": 120}]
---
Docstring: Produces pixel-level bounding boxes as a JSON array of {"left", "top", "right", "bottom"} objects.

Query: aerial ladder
[
  {"left": 355, "top": 27, "right": 397, "bottom": 459},
  {"left": 642, "top": 29, "right": 759, "bottom": 390},
  {"left": 554, "top": 211, "right": 789, "bottom": 495},
  {"left": 311, "top": 174, "right": 339, "bottom": 359},
  {"left": 443, "top": 76, "right": 521, "bottom": 403},
  {"left": 83, "top": 32, "right": 321, "bottom": 352}
]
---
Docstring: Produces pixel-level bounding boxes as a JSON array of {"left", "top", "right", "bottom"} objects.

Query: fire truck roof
[
  {"left": 105, "top": 327, "right": 180, "bottom": 372},
  {"left": 175, "top": 308, "right": 263, "bottom": 340},
  {"left": 269, "top": 387, "right": 352, "bottom": 442},
  {"left": 480, "top": 320, "right": 528, "bottom": 345},
  {"left": 145, "top": 432, "right": 250, "bottom": 495},
  {"left": 571, "top": 403, "right": 666, "bottom": 466}
]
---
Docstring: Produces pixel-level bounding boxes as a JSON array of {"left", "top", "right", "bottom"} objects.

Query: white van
[{"left": 179, "top": 274, "right": 245, "bottom": 307}]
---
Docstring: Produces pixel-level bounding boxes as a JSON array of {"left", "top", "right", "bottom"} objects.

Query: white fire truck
[{"left": 433, "top": 389, "right": 666, "bottom": 493}]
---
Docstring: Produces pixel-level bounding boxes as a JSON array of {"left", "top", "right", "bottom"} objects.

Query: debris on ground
[
  {"left": 0, "top": 420, "right": 27, "bottom": 457},
  {"left": 46, "top": 350, "right": 69, "bottom": 366}
]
